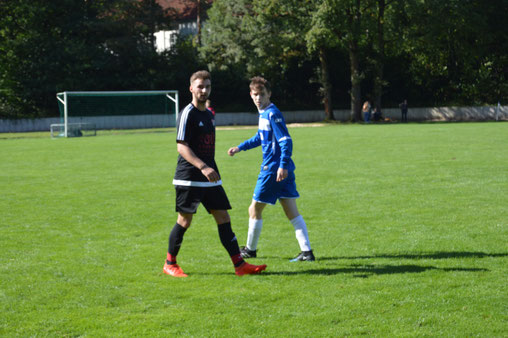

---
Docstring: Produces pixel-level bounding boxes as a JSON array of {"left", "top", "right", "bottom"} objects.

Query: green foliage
[
  {"left": 0, "top": 0, "right": 506, "bottom": 119},
  {"left": 201, "top": 0, "right": 332, "bottom": 111},
  {"left": 0, "top": 123, "right": 507, "bottom": 335},
  {"left": 399, "top": 0, "right": 508, "bottom": 105},
  {"left": 0, "top": 0, "right": 182, "bottom": 119},
  {"left": 0, "top": 1, "right": 101, "bottom": 117},
  {"left": 201, "top": 0, "right": 507, "bottom": 114},
  {"left": 200, "top": 0, "right": 254, "bottom": 70}
]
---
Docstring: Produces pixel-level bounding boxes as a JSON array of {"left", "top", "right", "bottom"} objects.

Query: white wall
[{"left": 0, "top": 106, "right": 506, "bottom": 133}]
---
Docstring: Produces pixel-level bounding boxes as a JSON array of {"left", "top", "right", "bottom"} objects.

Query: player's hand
[
  {"left": 201, "top": 166, "right": 220, "bottom": 183},
  {"left": 276, "top": 168, "right": 288, "bottom": 182},
  {"left": 228, "top": 147, "right": 240, "bottom": 156}
]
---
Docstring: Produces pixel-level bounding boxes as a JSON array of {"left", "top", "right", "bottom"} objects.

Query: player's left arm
[{"left": 271, "top": 111, "right": 293, "bottom": 181}]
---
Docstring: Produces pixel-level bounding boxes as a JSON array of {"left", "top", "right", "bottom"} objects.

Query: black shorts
[{"left": 175, "top": 185, "right": 232, "bottom": 214}]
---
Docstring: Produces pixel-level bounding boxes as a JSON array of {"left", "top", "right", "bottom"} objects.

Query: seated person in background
[{"left": 373, "top": 106, "right": 382, "bottom": 122}]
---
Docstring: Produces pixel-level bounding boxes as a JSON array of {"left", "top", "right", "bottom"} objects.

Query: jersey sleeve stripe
[
  {"left": 177, "top": 104, "right": 193, "bottom": 141},
  {"left": 278, "top": 136, "right": 291, "bottom": 142}
]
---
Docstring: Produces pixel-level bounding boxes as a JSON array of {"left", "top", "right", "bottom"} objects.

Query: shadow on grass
[
  {"left": 318, "top": 251, "right": 508, "bottom": 261},
  {"left": 204, "top": 251, "right": 501, "bottom": 277},
  {"left": 265, "top": 264, "right": 488, "bottom": 277},
  {"left": 261, "top": 250, "right": 501, "bottom": 277}
]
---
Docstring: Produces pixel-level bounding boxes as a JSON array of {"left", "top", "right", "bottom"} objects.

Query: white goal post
[{"left": 55, "top": 90, "right": 179, "bottom": 137}]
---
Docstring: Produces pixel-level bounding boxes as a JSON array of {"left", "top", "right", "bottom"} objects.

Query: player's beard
[{"left": 197, "top": 94, "right": 209, "bottom": 104}]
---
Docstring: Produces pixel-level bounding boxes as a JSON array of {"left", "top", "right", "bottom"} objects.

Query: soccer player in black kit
[{"left": 163, "top": 70, "right": 267, "bottom": 277}]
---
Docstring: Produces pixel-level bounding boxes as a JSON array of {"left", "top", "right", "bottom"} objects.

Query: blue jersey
[{"left": 238, "top": 103, "right": 295, "bottom": 173}]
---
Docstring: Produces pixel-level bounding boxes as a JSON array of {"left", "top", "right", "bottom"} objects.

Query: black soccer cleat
[
  {"left": 240, "top": 246, "right": 257, "bottom": 258},
  {"left": 290, "top": 250, "right": 315, "bottom": 262}
]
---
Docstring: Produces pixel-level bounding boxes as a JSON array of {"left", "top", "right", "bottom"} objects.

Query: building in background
[{"left": 153, "top": 0, "right": 213, "bottom": 52}]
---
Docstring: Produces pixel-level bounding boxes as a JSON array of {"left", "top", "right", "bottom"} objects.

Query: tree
[
  {"left": 195, "top": 0, "right": 213, "bottom": 46},
  {"left": 368, "top": 0, "right": 411, "bottom": 111},
  {"left": 128, "top": 0, "right": 172, "bottom": 51},
  {"left": 309, "top": 0, "right": 373, "bottom": 121},
  {"left": 199, "top": 0, "right": 253, "bottom": 70},
  {"left": 305, "top": 1, "right": 338, "bottom": 120},
  {"left": 400, "top": 0, "right": 508, "bottom": 105},
  {"left": 0, "top": 1, "right": 110, "bottom": 118},
  {"left": 372, "top": 0, "right": 386, "bottom": 111},
  {"left": 249, "top": 0, "right": 338, "bottom": 118},
  {"left": 0, "top": 0, "right": 174, "bottom": 118},
  {"left": 202, "top": 0, "right": 336, "bottom": 119}
]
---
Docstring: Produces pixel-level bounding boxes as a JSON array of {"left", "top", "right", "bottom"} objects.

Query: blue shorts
[{"left": 253, "top": 170, "right": 300, "bottom": 205}]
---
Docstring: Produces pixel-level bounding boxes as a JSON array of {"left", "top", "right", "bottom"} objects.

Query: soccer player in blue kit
[{"left": 228, "top": 76, "right": 315, "bottom": 262}]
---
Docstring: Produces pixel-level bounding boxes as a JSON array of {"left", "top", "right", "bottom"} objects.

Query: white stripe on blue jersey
[{"left": 258, "top": 117, "right": 271, "bottom": 131}]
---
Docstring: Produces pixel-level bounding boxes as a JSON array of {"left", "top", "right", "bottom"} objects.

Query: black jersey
[{"left": 173, "top": 103, "right": 221, "bottom": 187}]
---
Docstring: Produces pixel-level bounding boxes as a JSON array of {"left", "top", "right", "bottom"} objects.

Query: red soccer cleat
[
  {"left": 163, "top": 263, "right": 188, "bottom": 278},
  {"left": 235, "top": 262, "right": 267, "bottom": 276}
]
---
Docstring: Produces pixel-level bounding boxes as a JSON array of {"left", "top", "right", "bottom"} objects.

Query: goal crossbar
[{"left": 57, "top": 90, "right": 178, "bottom": 96}]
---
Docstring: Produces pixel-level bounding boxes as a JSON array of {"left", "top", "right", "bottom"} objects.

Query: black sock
[
  {"left": 217, "top": 222, "right": 244, "bottom": 267},
  {"left": 166, "top": 223, "right": 187, "bottom": 265}
]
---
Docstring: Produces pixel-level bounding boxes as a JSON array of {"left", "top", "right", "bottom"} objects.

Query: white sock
[
  {"left": 246, "top": 218, "right": 263, "bottom": 251},
  {"left": 290, "top": 215, "right": 311, "bottom": 252}
]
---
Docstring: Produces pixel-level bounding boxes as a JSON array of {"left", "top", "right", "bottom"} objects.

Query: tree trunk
[
  {"left": 349, "top": 41, "right": 362, "bottom": 121},
  {"left": 347, "top": 0, "right": 363, "bottom": 122},
  {"left": 196, "top": 0, "right": 202, "bottom": 46},
  {"left": 148, "top": 0, "right": 157, "bottom": 52},
  {"left": 319, "top": 47, "right": 335, "bottom": 120},
  {"left": 373, "top": 0, "right": 386, "bottom": 111}
]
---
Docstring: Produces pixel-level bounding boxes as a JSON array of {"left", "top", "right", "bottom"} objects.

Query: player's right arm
[
  {"left": 177, "top": 141, "right": 219, "bottom": 182},
  {"left": 228, "top": 146, "right": 240, "bottom": 156},
  {"left": 232, "top": 133, "right": 261, "bottom": 155}
]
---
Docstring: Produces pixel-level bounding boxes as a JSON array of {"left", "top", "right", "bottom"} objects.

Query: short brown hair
[
  {"left": 249, "top": 76, "right": 271, "bottom": 93},
  {"left": 190, "top": 70, "right": 211, "bottom": 84}
]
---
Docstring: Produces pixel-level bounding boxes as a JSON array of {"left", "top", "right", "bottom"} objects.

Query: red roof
[{"left": 156, "top": 0, "right": 213, "bottom": 21}]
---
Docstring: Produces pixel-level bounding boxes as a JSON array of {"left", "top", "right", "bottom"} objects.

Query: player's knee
[
  {"left": 285, "top": 210, "right": 300, "bottom": 220},
  {"left": 177, "top": 213, "right": 193, "bottom": 228},
  {"left": 249, "top": 210, "right": 260, "bottom": 220},
  {"left": 217, "top": 214, "right": 230, "bottom": 224},
  {"left": 280, "top": 199, "right": 299, "bottom": 220},
  {"left": 211, "top": 210, "right": 230, "bottom": 224},
  {"left": 249, "top": 202, "right": 264, "bottom": 219}
]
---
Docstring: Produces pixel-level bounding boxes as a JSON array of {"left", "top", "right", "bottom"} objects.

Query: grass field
[{"left": 1, "top": 122, "right": 507, "bottom": 336}]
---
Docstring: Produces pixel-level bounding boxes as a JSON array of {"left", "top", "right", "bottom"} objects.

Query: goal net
[
  {"left": 55, "top": 91, "right": 179, "bottom": 137},
  {"left": 50, "top": 123, "right": 97, "bottom": 138}
]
